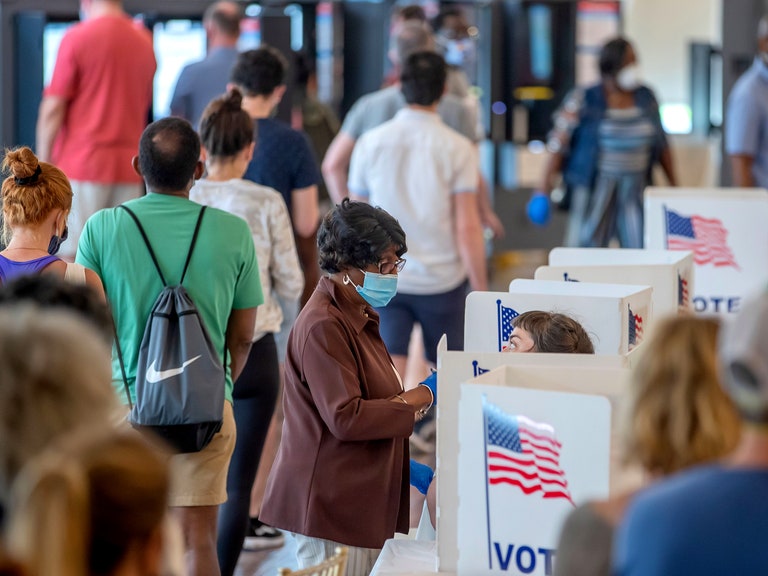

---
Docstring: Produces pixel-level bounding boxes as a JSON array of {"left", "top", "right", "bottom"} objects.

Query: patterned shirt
[{"left": 190, "top": 178, "right": 304, "bottom": 340}]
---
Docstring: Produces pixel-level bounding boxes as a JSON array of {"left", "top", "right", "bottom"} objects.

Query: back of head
[
  {"left": 626, "top": 315, "right": 741, "bottom": 476},
  {"left": 7, "top": 429, "right": 169, "bottom": 576},
  {"left": 0, "top": 305, "right": 115, "bottom": 503},
  {"left": 138, "top": 117, "right": 201, "bottom": 193},
  {"left": 720, "top": 291, "right": 768, "bottom": 424},
  {"left": 1, "top": 147, "right": 72, "bottom": 243},
  {"left": 394, "top": 21, "right": 434, "bottom": 65},
  {"left": 231, "top": 46, "right": 288, "bottom": 97},
  {"left": 432, "top": 5, "right": 465, "bottom": 35},
  {"left": 317, "top": 198, "right": 406, "bottom": 274},
  {"left": 599, "top": 36, "right": 632, "bottom": 79},
  {"left": 204, "top": 1, "right": 243, "bottom": 39},
  {"left": 0, "top": 274, "right": 113, "bottom": 343},
  {"left": 398, "top": 4, "right": 427, "bottom": 24},
  {"left": 400, "top": 51, "right": 447, "bottom": 106},
  {"left": 199, "top": 88, "right": 254, "bottom": 159},
  {"left": 512, "top": 311, "right": 595, "bottom": 353}
]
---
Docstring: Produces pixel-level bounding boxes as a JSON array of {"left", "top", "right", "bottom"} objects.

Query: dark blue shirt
[
  {"left": 243, "top": 118, "right": 320, "bottom": 216},
  {"left": 614, "top": 464, "right": 768, "bottom": 576}
]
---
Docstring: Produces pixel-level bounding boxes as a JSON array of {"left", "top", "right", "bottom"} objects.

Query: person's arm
[
  {"left": 540, "top": 150, "right": 565, "bottom": 194},
  {"left": 225, "top": 307, "right": 257, "bottom": 382},
  {"left": 731, "top": 155, "right": 755, "bottom": 187},
  {"left": 169, "top": 68, "right": 191, "bottom": 122},
  {"left": 659, "top": 146, "right": 678, "bottom": 186},
  {"left": 453, "top": 192, "right": 488, "bottom": 291},
  {"left": 321, "top": 132, "right": 357, "bottom": 204},
  {"left": 291, "top": 185, "right": 320, "bottom": 306},
  {"left": 269, "top": 197, "right": 305, "bottom": 303},
  {"left": 83, "top": 269, "right": 106, "bottom": 301},
  {"left": 476, "top": 171, "right": 505, "bottom": 239},
  {"left": 36, "top": 96, "right": 67, "bottom": 163}
]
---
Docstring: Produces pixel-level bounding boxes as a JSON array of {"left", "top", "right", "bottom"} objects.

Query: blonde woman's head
[
  {"left": 624, "top": 315, "right": 741, "bottom": 476},
  {"left": 7, "top": 429, "right": 169, "bottom": 576}
]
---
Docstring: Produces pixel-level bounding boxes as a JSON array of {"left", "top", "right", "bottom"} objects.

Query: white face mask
[{"left": 616, "top": 64, "right": 641, "bottom": 91}]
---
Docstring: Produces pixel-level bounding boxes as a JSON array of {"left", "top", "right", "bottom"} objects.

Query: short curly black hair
[{"left": 317, "top": 199, "right": 407, "bottom": 274}]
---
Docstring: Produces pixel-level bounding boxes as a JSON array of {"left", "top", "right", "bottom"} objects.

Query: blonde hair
[
  {"left": 0, "top": 305, "right": 115, "bottom": 502},
  {"left": 1, "top": 147, "right": 73, "bottom": 243},
  {"left": 624, "top": 315, "right": 741, "bottom": 475},
  {"left": 7, "top": 429, "right": 169, "bottom": 576}
]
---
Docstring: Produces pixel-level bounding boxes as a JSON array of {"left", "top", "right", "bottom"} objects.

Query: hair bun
[
  {"left": 225, "top": 88, "right": 244, "bottom": 111},
  {"left": 4, "top": 147, "right": 40, "bottom": 181}
]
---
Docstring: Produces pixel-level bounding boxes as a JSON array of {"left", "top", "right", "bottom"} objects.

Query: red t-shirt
[{"left": 45, "top": 15, "right": 156, "bottom": 184}]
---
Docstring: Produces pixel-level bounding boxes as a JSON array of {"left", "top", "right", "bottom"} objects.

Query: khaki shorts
[{"left": 169, "top": 401, "right": 236, "bottom": 507}]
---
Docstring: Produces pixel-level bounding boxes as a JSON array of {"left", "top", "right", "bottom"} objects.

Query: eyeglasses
[{"left": 378, "top": 258, "right": 406, "bottom": 275}]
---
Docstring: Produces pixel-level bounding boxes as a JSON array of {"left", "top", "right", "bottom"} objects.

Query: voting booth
[
  {"left": 435, "top": 342, "right": 633, "bottom": 575},
  {"left": 644, "top": 187, "right": 768, "bottom": 315},
  {"left": 534, "top": 248, "right": 694, "bottom": 318},
  {"left": 464, "top": 281, "right": 653, "bottom": 355}
]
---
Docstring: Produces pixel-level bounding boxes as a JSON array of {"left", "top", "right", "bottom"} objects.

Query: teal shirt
[{"left": 77, "top": 193, "right": 263, "bottom": 404}]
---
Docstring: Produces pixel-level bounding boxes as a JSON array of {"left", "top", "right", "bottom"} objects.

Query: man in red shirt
[{"left": 36, "top": 0, "right": 156, "bottom": 259}]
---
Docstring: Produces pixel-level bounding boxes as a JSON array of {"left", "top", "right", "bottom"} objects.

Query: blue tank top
[{"left": 0, "top": 254, "right": 61, "bottom": 283}]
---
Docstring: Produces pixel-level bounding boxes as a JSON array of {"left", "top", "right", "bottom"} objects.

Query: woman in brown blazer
[{"left": 260, "top": 199, "right": 434, "bottom": 575}]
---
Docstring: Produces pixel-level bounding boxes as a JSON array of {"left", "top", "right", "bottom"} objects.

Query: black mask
[{"left": 47, "top": 226, "right": 69, "bottom": 255}]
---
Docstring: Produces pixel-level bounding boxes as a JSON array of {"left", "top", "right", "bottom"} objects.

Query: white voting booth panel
[
  {"left": 435, "top": 340, "right": 633, "bottom": 574},
  {"left": 644, "top": 187, "right": 768, "bottom": 315},
  {"left": 464, "top": 282, "right": 652, "bottom": 355},
  {"left": 537, "top": 248, "right": 694, "bottom": 317}
]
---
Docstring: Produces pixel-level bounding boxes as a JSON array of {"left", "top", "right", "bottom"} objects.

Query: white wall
[{"left": 623, "top": 0, "right": 722, "bottom": 106}]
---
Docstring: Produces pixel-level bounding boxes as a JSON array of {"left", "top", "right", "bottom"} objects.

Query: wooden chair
[{"left": 278, "top": 546, "right": 349, "bottom": 576}]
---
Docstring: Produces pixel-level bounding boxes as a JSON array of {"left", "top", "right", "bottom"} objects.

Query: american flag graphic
[
  {"left": 628, "top": 304, "right": 643, "bottom": 349},
  {"left": 677, "top": 273, "right": 689, "bottom": 307},
  {"left": 472, "top": 361, "right": 491, "bottom": 378},
  {"left": 496, "top": 300, "right": 519, "bottom": 352},
  {"left": 483, "top": 401, "right": 573, "bottom": 504},
  {"left": 664, "top": 207, "right": 739, "bottom": 269}
]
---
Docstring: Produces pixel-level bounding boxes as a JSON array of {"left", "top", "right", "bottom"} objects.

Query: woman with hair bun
[
  {"left": 0, "top": 147, "right": 103, "bottom": 296},
  {"left": 190, "top": 88, "right": 304, "bottom": 575}
]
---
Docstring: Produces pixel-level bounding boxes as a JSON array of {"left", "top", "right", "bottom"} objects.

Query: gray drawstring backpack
[{"left": 115, "top": 205, "right": 225, "bottom": 453}]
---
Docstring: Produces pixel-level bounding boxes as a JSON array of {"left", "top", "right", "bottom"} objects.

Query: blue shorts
[{"left": 377, "top": 281, "right": 469, "bottom": 364}]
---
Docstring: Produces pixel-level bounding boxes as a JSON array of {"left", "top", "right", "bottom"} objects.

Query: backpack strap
[
  {"left": 120, "top": 205, "right": 207, "bottom": 287},
  {"left": 120, "top": 205, "right": 167, "bottom": 287},
  {"left": 180, "top": 207, "right": 207, "bottom": 285}
]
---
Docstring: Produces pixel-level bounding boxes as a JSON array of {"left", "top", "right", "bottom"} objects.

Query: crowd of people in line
[{"left": 0, "top": 0, "right": 767, "bottom": 575}]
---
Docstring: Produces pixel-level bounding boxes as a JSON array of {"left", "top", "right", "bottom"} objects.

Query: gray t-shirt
[{"left": 340, "top": 85, "right": 478, "bottom": 142}]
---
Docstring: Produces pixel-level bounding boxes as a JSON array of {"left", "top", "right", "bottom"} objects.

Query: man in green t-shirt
[{"left": 77, "top": 117, "right": 262, "bottom": 576}]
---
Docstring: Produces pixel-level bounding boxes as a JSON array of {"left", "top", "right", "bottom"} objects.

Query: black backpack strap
[
  {"left": 180, "top": 207, "right": 207, "bottom": 285},
  {"left": 120, "top": 205, "right": 167, "bottom": 286},
  {"left": 110, "top": 307, "right": 133, "bottom": 409}
]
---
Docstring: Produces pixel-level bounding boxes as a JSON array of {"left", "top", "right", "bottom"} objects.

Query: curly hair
[
  {"left": 317, "top": 199, "right": 406, "bottom": 274},
  {"left": 623, "top": 315, "right": 741, "bottom": 475},
  {"left": 1, "top": 147, "right": 72, "bottom": 243},
  {"left": 512, "top": 311, "right": 594, "bottom": 354}
]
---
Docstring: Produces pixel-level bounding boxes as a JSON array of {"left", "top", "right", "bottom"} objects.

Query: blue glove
[
  {"left": 410, "top": 459, "right": 435, "bottom": 495},
  {"left": 419, "top": 370, "right": 437, "bottom": 407},
  {"left": 526, "top": 192, "right": 551, "bottom": 226}
]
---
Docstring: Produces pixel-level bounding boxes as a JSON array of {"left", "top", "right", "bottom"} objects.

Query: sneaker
[{"left": 243, "top": 517, "right": 285, "bottom": 551}]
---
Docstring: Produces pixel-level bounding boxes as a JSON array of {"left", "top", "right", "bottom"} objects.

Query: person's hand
[
  {"left": 526, "top": 191, "right": 551, "bottom": 226},
  {"left": 419, "top": 370, "right": 437, "bottom": 407},
  {"left": 410, "top": 459, "right": 434, "bottom": 495},
  {"left": 481, "top": 209, "right": 506, "bottom": 239}
]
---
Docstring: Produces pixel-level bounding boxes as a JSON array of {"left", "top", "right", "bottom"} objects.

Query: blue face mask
[{"left": 344, "top": 269, "right": 398, "bottom": 308}]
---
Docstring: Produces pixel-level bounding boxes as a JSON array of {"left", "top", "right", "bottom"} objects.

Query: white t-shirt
[
  {"left": 190, "top": 178, "right": 304, "bottom": 340},
  {"left": 348, "top": 108, "right": 478, "bottom": 295}
]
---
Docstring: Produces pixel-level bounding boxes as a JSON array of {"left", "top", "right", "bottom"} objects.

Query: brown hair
[
  {"left": 7, "top": 429, "right": 169, "bottom": 576},
  {"left": 624, "top": 315, "right": 741, "bottom": 475},
  {"left": 1, "top": 147, "right": 72, "bottom": 242},
  {"left": 512, "top": 311, "right": 595, "bottom": 354},
  {"left": 199, "top": 88, "right": 254, "bottom": 159}
]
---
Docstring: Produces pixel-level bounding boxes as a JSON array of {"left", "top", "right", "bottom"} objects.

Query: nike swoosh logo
[{"left": 145, "top": 356, "right": 202, "bottom": 383}]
